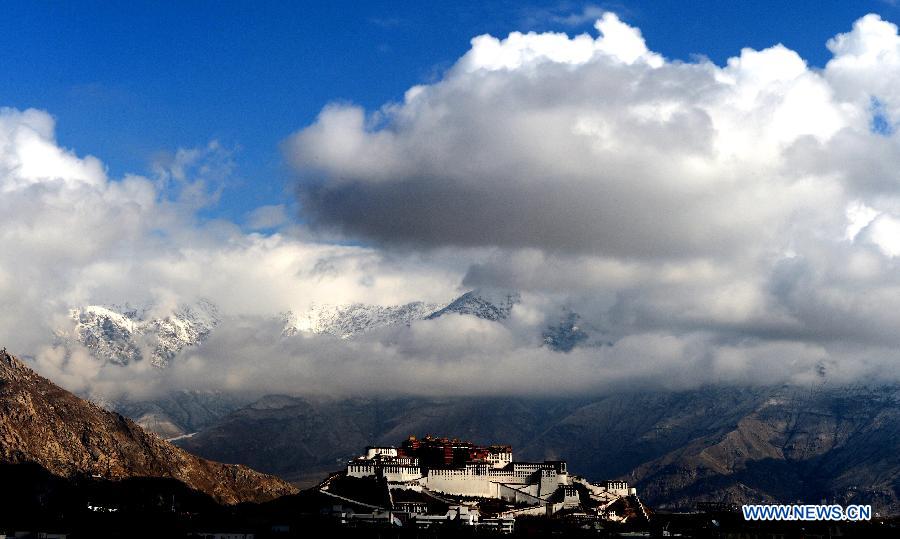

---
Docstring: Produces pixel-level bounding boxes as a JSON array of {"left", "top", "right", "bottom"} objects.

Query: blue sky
[{"left": 2, "top": 0, "right": 898, "bottom": 224}]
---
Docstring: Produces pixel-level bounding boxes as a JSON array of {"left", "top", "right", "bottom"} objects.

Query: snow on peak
[
  {"left": 282, "top": 301, "right": 443, "bottom": 339},
  {"left": 425, "top": 289, "right": 520, "bottom": 321},
  {"left": 63, "top": 299, "right": 220, "bottom": 367}
]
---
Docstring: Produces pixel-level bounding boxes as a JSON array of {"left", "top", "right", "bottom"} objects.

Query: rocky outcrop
[{"left": 0, "top": 349, "right": 296, "bottom": 504}]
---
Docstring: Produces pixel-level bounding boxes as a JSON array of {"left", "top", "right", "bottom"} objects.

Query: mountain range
[
  {"left": 174, "top": 386, "right": 900, "bottom": 513},
  {"left": 55, "top": 290, "right": 546, "bottom": 438},
  {"left": 7, "top": 332, "right": 900, "bottom": 515},
  {"left": 61, "top": 289, "right": 579, "bottom": 372},
  {"left": 44, "top": 292, "right": 900, "bottom": 514}
]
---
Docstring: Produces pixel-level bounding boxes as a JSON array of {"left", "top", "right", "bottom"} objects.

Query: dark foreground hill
[
  {"left": 0, "top": 349, "right": 296, "bottom": 505},
  {"left": 177, "top": 386, "right": 900, "bottom": 513}
]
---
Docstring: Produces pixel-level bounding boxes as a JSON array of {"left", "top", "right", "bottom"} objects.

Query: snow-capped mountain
[
  {"left": 63, "top": 299, "right": 220, "bottom": 367},
  {"left": 281, "top": 289, "right": 523, "bottom": 338},
  {"left": 426, "top": 289, "right": 520, "bottom": 321},
  {"left": 55, "top": 290, "right": 594, "bottom": 440},
  {"left": 62, "top": 289, "right": 577, "bottom": 370},
  {"left": 281, "top": 301, "right": 443, "bottom": 339},
  {"left": 543, "top": 310, "right": 589, "bottom": 352}
]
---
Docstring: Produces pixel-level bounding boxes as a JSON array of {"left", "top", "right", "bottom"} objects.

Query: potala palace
[{"left": 318, "top": 435, "right": 650, "bottom": 532}]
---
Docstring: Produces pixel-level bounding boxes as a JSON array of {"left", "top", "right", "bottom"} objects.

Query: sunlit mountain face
[{"left": 0, "top": 350, "right": 295, "bottom": 504}]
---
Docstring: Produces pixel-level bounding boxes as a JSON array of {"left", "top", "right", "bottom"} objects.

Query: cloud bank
[
  {"left": 281, "top": 13, "right": 900, "bottom": 391},
  {"left": 12, "top": 13, "right": 900, "bottom": 399}
]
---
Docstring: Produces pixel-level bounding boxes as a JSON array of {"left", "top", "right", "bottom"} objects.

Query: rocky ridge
[{"left": 0, "top": 348, "right": 296, "bottom": 504}]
